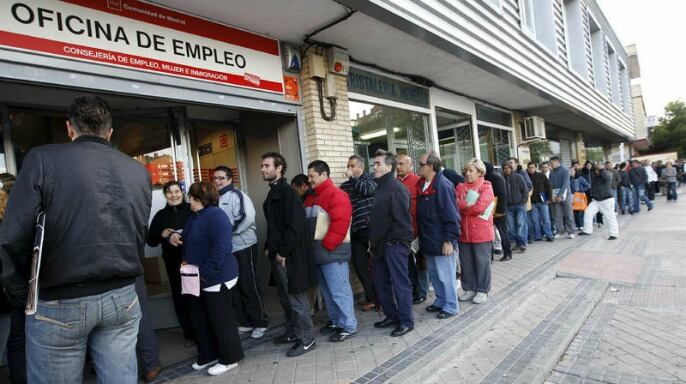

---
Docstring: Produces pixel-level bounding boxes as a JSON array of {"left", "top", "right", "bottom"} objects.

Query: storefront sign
[
  {"left": 347, "top": 67, "right": 429, "bottom": 108},
  {"left": 0, "top": 0, "right": 284, "bottom": 93}
]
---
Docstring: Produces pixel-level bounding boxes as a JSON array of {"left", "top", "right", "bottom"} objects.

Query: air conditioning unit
[{"left": 523, "top": 116, "right": 546, "bottom": 140}]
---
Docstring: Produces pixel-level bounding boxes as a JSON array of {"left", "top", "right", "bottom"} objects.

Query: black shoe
[
  {"left": 425, "top": 305, "right": 441, "bottom": 313},
  {"left": 286, "top": 339, "right": 316, "bottom": 357},
  {"left": 493, "top": 249, "right": 503, "bottom": 255},
  {"left": 329, "top": 329, "right": 357, "bottom": 342},
  {"left": 578, "top": 231, "right": 590, "bottom": 236},
  {"left": 608, "top": 236, "right": 618, "bottom": 240},
  {"left": 413, "top": 296, "right": 427, "bottom": 305},
  {"left": 273, "top": 333, "right": 298, "bottom": 345},
  {"left": 546, "top": 237, "right": 554, "bottom": 242},
  {"left": 374, "top": 318, "right": 400, "bottom": 328},
  {"left": 319, "top": 321, "right": 342, "bottom": 335},
  {"left": 391, "top": 326, "right": 414, "bottom": 337},
  {"left": 436, "top": 311, "right": 455, "bottom": 319},
  {"left": 519, "top": 246, "right": 526, "bottom": 252},
  {"left": 648, "top": 206, "right": 653, "bottom": 211},
  {"left": 499, "top": 255, "right": 512, "bottom": 262}
]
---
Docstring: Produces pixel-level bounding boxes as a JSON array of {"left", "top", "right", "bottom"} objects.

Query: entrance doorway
[{"left": 0, "top": 82, "right": 302, "bottom": 371}]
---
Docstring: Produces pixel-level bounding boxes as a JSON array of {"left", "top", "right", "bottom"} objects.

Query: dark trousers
[
  {"left": 647, "top": 182, "right": 656, "bottom": 200},
  {"left": 161, "top": 252, "right": 195, "bottom": 341},
  {"left": 271, "top": 261, "right": 314, "bottom": 343},
  {"left": 459, "top": 242, "right": 492, "bottom": 293},
  {"left": 493, "top": 216, "right": 511, "bottom": 257},
  {"left": 135, "top": 276, "right": 161, "bottom": 372},
  {"left": 373, "top": 244, "right": 414, "bottom": 328},
  {"left": 232, "top": 245, "right": 269, "bottom": 328},
  {"left": 408, "top": 250, "right": 427, "bottom": 299},
  {"left": 188, "top": 284, "right": 244, "bottom": 366},
  {"left": 351, "top": 234, "right": 375, "bottom": 303},
  {"left": 6, "top": 306, "right": 26, "bottom": 384}
]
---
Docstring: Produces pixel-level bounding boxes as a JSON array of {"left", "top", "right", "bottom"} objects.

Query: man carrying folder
[
  {"left": 304, "top": 160, "right": 357, "bottom": 342},
  {"left": 0, "top": 96, "right": 152, "bottom": 383}
]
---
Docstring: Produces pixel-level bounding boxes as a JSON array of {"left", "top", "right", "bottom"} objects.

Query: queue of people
[{"left": 0, "top": 96, "right": 681, "bottom": 383}]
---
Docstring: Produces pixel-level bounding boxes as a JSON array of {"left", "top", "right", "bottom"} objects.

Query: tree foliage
[{"left": 650, "top": 100, "right": 686, "bottom": 158}]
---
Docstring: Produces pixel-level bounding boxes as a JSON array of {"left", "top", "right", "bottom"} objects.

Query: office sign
[
  {"left": 0, "top": 0, "right": 284, "bottom": 93},
  {"left": 347, "top": 67, "right": 429, "bottom": 108}
]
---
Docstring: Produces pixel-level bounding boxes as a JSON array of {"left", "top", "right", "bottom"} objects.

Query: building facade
[{"left": 0, "top": 0, "right": 634, "bottom": 365}]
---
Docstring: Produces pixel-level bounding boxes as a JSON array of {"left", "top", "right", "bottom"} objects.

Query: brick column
[{"left": 300, "top": 50, "right": 354, "bottom": 184}]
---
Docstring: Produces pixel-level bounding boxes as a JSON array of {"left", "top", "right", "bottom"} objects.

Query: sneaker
[
  {"left": 554, "top": 234, "right": 561, "bottom": 239},
  {"left": 428, "top": 283, "right": 435, "bottom": 292},
  {"left": 273, "top": 333, "right": 298, "bottom": 345},
  {"left": 208, "top": 362, "right": 238, "bottom": 376},
  {"left": 329, "top": 329, "right": 357, "bottom": 342},
  {"left": 568, "top": 233, "right": 576, "bottom": 239},
  {"left": 472, "top": 292, "right": 488, "bottom": 304},
  {"left": 192, "top": 360, "right": 218, "bottom": 371},
  {"left": 319, "top": 321, "right": 342, "bottom": 335},
  {"left": 286, "top": 339, "right": 316, "bottom": 357},
  {"left": 493, "top": 249, "right": 503, "bottom": 255},
  {"left": 458, "top": 290, "right": 476, "bottom": 301},
  {"left": 238, "top": 326, "right": 254, "bottom": 333},
  {"left": 251, "top": 327, "right": 267, "bottom": 339}
]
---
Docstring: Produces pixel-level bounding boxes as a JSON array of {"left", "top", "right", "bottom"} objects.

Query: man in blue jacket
[{"left": 416, "top": 152, "right": 461, "bottom": 319}]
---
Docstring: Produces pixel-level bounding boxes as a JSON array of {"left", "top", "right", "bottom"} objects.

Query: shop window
[
  {"left": 529, "top": 140, "right": 561, "bottom": 164},
  {"left": 190, "top": 121, "right": 240, "bottom": 188},
  {"left": 113, "top": 114, "right": 184, "bottom": 188},
  {"left": 476, "top": 104, "right": 512, "bottom": 127},
  {"left": 436, "top": 108, "right": 474, "bottom": 172},
  {"left": 350, "top": 101, "right": 430, "bottom": 173},
  {"left": 478, "top": 125, "right": 513, "bottom": 166}
]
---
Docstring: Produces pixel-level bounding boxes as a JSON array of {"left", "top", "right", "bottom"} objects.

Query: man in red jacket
[
  {"left": 396, "top": 154, "right": 428, "bottom": 304},
  {"left": 304, "top": 161, "right": 358, "bottom": 342}
]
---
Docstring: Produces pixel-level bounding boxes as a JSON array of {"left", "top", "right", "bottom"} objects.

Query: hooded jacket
[
  {"left": 504, "top": 172, "right": 529, "bottom": 205},
  {"left": 218, "top": 184, "right": 258, "bottom": 252},
  {"left": 456, "top": 177, "right": 495, "bottom": 243},
  {"left": 304, "top": 178, "right": 353, "bottom": 265}
]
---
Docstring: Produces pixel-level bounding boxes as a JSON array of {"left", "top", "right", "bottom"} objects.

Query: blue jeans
[
  {"left": 633, "top": 185, "right": 653, "bottom": 212},
  {"left": 426, "top": 252, "right": 459, "bottom": 315},
  {"left": 621, "top": 187, "right": 634, "bottom": 213},
  {"left": 317, "top": 261, "right": 358, "bottom": 332},
  {"left": 506, "top": 204, "right": 528, "bottom": 247},
  {"left": 529, "top": 202, "right": 553, "bottom": 240},
  {"left": 667, "top": 182, "right": 678, "bottom": 201},
  {"left": 26, "top": 284, "right": 141, "bottom": 384}
]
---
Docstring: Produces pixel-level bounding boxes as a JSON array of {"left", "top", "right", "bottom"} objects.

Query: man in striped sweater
[{"left": 340, "top": 155, "right": 377, "bottom": 311}]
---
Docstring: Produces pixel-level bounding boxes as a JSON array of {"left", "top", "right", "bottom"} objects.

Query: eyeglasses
[{"left": 212, "top": 176, "right": 227, "bottom": 180}]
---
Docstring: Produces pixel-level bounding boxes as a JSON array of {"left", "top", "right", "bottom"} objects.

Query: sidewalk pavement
[{"left": 158, "top": 189, "right": 685, "bottom": 384}]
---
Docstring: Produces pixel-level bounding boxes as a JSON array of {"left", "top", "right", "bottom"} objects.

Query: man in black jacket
[
  {"left": 0, "top": 96, "right": 151, "bottom": 383},
  {"left": 579, "top": 163, "right": 619, "bottom": 239},
  {"left": 527, "top": 162, "right": 554, "bottom": 242},
  {"left": 485, "top": 162, "right": 512, "bottom": 261},
  {"left": 261, "top": 152, "right": 315, "bottom": 357},
  {"left": 369, "top": 150, "right": 414, "bottom": 337},
  {"left": 629, "top": 160, "right": 653, "bottom": 213},
  {"left": 503, "top": 163, "right": 529, "bottom": 252}
]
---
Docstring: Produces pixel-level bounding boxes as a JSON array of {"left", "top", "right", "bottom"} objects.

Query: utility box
[
  {"left": 307, "top": 54, "right": 327, "bottom": 79},
  {"left": 327, "top": 46, "right": 349, "bottom": 76}
]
